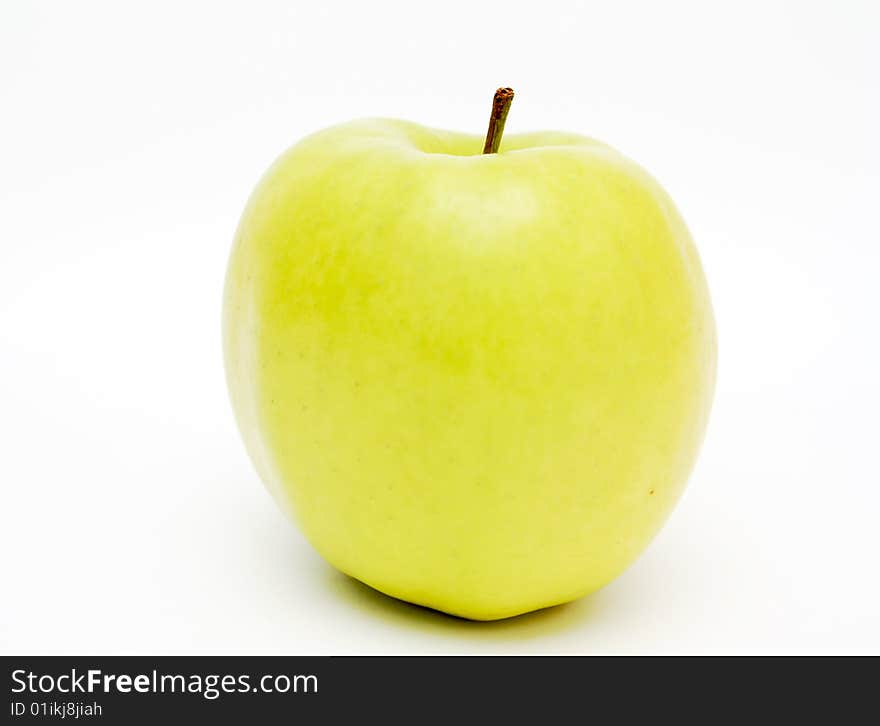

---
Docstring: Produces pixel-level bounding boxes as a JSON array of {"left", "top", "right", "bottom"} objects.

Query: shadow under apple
[{"left": 320, "top": 564, "right": 611, "bottom": 643}]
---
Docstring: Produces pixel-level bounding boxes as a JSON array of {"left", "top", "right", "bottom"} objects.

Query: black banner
[{"left": 2, "top": 656, "right": 874, "bottom": 722}]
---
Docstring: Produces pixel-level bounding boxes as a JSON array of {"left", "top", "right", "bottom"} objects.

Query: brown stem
[{"left": 482, "top": 87, "right": 515, "bottom": 154}]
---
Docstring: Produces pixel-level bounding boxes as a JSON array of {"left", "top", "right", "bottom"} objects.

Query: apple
[{"left": 223, "top": 89, "right": 716, "bottom": 620}]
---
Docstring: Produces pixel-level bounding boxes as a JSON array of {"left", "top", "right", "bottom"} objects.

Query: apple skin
[{"left": 223, "top": 119, "right": 716, "bottom": 620}]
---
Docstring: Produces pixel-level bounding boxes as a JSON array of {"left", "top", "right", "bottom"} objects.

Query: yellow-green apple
[{"left": 223, "top": 89, "right": 716, "bottom": 620}]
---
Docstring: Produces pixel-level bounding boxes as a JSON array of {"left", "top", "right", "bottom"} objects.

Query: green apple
[{"left": 223, "top": 89, "right": 716, "bottom": 620}]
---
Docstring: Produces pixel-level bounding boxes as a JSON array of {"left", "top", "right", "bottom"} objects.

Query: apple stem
[{"left": 482, "top": 87, "right": 515, "bottom": 154}]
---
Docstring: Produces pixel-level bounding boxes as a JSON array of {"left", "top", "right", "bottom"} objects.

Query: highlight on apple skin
[{"left": 223, "top": 89, "right": 717, "bottom": 620}]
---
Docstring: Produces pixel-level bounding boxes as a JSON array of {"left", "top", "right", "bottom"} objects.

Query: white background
[{"left": 1, "top": 0, "right": 878, "bottom": 654}]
